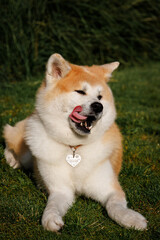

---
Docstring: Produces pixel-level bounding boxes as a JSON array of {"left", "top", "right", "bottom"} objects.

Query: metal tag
[{"left": 66, "top": 154, "right": 81, "bottom": 167}]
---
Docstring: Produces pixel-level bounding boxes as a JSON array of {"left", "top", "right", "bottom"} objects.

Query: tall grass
[{"left": 0, "top": 0, "right": 160, "bottom": 81}]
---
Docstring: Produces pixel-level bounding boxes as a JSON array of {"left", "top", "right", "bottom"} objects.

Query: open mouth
[
  {"left": 75, "top": 115, "right": 96, "bottom": 133},
  {"left": 69, "top": 106, "right": 96, "bottom": 135}
]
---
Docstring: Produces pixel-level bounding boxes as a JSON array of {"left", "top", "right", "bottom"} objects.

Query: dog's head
[{"left": 36, "top": 54, "right": 119, "bottom": 145}]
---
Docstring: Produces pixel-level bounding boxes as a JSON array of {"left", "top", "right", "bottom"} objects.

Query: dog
[{"left": 3, "top": 53, "right": 147, "bottom": 232}]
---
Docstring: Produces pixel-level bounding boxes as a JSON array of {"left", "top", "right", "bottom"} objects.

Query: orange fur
[
  {"left": 45, "top": 64, "right": 112, "bottom": 101},
  {"left": 102, "top": 123, "right": 123, "bottom": 176},
  {"left": 3, "top": 120, "right": 29, "bottom": 160},
  {"left": 112, "top": 178, "right": 125, "bottom": 197}
]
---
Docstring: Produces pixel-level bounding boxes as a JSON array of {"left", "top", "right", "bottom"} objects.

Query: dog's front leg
[
  {"left": 106, "top": 192, "right": 147, "bottom": 230},
  {"left": 42, "top": 189, "right": 75, "bottom": 232},
  {"left": 36, "top": 160, "right": 75, "bottom": 232},
  {"left": 82, "top": 160, "right": 147, "bottom": 230}
]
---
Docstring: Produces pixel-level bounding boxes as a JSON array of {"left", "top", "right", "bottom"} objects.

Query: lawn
[{"left": 0, "top": 62, "right": 160, "bottom": 239}]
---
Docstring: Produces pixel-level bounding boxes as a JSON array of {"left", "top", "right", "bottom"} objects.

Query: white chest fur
[{"left": 26, "top": 114, "right": 113, "bottom": 175}]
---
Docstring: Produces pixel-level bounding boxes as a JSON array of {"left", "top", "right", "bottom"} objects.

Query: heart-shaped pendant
[{"left": 66, "top": 154, "right": 81, "bottom": 167}]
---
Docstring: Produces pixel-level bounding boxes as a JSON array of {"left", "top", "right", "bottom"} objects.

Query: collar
[{"left": 69, "top": 145, "right": 82, "bottom": 151}]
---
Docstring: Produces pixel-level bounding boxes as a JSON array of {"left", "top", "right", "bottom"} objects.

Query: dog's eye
[
  {"left": 75, "top": 90, "right": 86, "bottom": 95},
  {"left": 97, "top": 95, "right": 102, "bottom": 100}
]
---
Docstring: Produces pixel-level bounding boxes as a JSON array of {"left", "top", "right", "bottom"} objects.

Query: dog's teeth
[{"left": 80, "top": 121, "right": 92, "bottom": 130}]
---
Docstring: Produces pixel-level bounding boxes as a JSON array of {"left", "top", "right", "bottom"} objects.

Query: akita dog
[{"left": 4, "top": 53, "right": 147, "bottom": 231}]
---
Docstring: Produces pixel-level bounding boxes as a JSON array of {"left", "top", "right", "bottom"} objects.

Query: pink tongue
[{"left": 69, "top": 106, "right": 87, "bottom": 123}]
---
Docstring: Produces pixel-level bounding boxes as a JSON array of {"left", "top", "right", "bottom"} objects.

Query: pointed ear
[
  {"left": 101, "top": 61, "right": 120, "bottom": 81},
  {"left": 45, "top": 53, "right": 71, "bottom": 85}
]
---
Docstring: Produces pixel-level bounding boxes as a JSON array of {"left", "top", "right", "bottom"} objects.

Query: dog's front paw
[
  {"left": 42, "top": 212, "right": 64, "bottom": 232},
  {"left": 117, "top": 208, "right": 147, "bottom": 230}
]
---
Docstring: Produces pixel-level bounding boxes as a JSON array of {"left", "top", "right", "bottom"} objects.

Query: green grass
[
  {"left": 0, "top": 62, "right": 160, "bottom": 239},
  {"left": 1, "top": 0, "right": 160, "bottom": 81}
]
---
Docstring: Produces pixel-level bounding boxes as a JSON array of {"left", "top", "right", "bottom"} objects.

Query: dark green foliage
[
  {"left": 0, "top": 62, "right": 160, "bottom": 239},
  {"left": 0, "top": 0, "right": 160, "bottom": 81}
]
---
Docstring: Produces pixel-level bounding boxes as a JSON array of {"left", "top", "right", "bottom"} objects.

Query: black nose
[{"left": 91, "top": 102, "right": 103, "bottom": 114}]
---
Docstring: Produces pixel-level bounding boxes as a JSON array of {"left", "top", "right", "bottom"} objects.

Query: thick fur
[{"left": 4, "top": 53, "right": 147, "bottom": 231}]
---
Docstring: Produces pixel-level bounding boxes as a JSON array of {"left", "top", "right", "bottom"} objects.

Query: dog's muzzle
[{"left": 69, "top": 102, "right": 103, "bottom": 135}]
